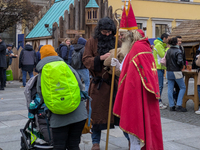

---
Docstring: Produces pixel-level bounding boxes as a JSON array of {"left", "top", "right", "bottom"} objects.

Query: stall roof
[
  {"left": 26, "top": 0, "right": 74, "bottom": 39},
  {"left": 170, "top": 20, "right": 200, "bottom": 42},
  {"left": 181, "top": 42, "right": 199, "bottom": 47}
]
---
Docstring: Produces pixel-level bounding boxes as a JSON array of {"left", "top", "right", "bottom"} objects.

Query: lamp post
[{"left": 44, "top": 24, "right": 57, "bottom": 39}]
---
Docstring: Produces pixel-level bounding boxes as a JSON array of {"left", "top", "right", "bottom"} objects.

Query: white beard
[{"left": 120, "top": 37, "right": 132, "bottom": 56}]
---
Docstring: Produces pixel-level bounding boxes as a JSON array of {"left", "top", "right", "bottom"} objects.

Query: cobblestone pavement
[
  {"left": 160, "top": 78, "right": 200, "bottom": 127},
  {"left": 1, "top": 80, "right": 200, "bottom": 150}
]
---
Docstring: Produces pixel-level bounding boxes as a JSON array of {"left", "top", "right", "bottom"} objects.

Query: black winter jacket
[
  {"left": 0, "top": 41, "right": 7, "bottom": 68},
  {"left": 166, "top": 45, "right": 184, "bottom": 71},
  {"left": 19, "top": 44, "right": 37, "bottom": 72}
]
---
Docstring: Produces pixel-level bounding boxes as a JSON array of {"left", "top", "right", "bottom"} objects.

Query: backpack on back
[
  {"left": 55, "top": 46, "right": 61, "bottom": 57},
  {"left": 71, "top": 48, "right": 83, "bottom": 69},
  {"left": 41, "top": 61, "right": 81, "bottom": 114}
]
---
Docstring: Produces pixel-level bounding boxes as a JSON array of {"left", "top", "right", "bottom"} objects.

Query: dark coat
[
  {"left": 36, "top": 45, "right": 43, "bottom": 64},
  {"left": 59, "top": 43, "right": 74, "bottom": 65},
  {"left": 19, "top": 44, "right": 37, "bottom": 72},
  {"left": 166, "top": 45, "right": 184, "bottom": 71},
  {"left": 82, "top": 38, "right": 119, "bottom": 131},
  {"left": 73, "top": 44, "right": 86, "bottom": 69},
  {"left": 0, "top": 41, "right": 7, "bottom": 68}
]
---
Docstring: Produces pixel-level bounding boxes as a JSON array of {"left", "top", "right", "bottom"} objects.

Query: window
[
  {"left": 137, "top": 23, "right": 142, "bottom": 29},
  {"left": 155, "top": 24, "right": 168, "bottom": 38}
]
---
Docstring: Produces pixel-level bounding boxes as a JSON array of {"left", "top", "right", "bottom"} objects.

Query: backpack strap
[
  {"left": 80, "top": 91, "right": 92, "bottom": 126},
  {"left": 88, "top": 96, "right": 92, "bottom": 126}
]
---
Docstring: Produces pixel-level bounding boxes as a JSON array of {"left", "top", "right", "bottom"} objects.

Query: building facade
[{"left": 109, "top": 0, "right": 200, "bottom": 38}]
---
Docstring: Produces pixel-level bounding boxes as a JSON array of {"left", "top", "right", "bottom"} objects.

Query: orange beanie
[{"left": 40, "top": 45, "right": 58, "bottom": 59}]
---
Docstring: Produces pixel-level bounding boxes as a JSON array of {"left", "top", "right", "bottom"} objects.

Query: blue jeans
[
  {"left": 22, "top": 70, "right": 34, "bottom": 87},
  {"left": 91, "top": 129, "right": 101, "bottom": 144},
  {"left": 76, "top": 69, "right": 90, "bottom": 92},
  {"left": 157, "top": 69, "right": 164, "bottom": 102},
  {"left": 168, "top": 78, "right": 186, "bottom": 107}
]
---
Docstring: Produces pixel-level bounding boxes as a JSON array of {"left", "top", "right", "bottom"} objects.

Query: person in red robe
[{"left": 112, "top": 29, "right": 164, "bottom": 150}]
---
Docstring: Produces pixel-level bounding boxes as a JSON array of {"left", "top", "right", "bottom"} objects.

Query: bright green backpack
[{"left": 41, "top": 61, "right": 80, "bottom": 114}]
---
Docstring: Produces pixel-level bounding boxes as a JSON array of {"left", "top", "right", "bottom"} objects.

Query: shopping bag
[{"left": 6, "top": 69, "right": 13, "bottom": 81}]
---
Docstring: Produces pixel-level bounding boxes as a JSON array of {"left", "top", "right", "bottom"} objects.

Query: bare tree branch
[{"left": 0, "top": 0, "right": 41, "bottom": 33}]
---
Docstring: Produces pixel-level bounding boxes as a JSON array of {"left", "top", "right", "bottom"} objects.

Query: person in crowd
[
  {"left": 173, "top": 36, "right": 186, "bottom": 104},
  {"left": 5, "top": 44, "right": 18, "bottom": 85},
  {"left": 19, "top": 42, "right": 37, "bottom": 87},
  {"left": 0, "top": 36, "right": 7, "bottom": 90},
  {"left": 36, "top": 45, "right": 43, "bottom": 63},
  {"left": 36, "top": 45, "right": 87, "bottom": 150},
  {"left": 194, "top": 53, "right": 200, "bottom": 114},
  {"left": 166, "top": 37, "right": 187, "bottom": 112},
  {"left": 153, "top": 33, "right": 169, "bottom": 109},
  {"left": 82, "top": 17, "right": 128, "bottom": 150},
  {"left": 7, "top": 44, "right": 18, "bottom": 66},
  {"left": 111, "top": 29, "right": 164, "bottom": 150},
  {"left": 59, "top": 38, "right": 74, "bottom": 65},
  {"left": 72, "top": 35, "right": 90, "bottom": 92},
  {"left": 3, "top": 46, "right": 10, "bottom": 87},
  {"left": 35, "top": 45, "right": 43, "bottom": 73}
]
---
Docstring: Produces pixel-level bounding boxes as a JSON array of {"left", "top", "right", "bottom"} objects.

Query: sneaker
[
  {"left": 163, "top": 102, "right": 168, "bottom": 107},
  {"left": 0, "top": 88, "right": 4, "bottom": 90},
  {"left": 159, "top": 102, "right": 167, "bottom": 109},
  {"left": 20, "top": 86, "right": 25, "bottom": 88},
  {"left": 176, "top": 106, "right": 187, "bottom": 112},
  {"left": 195, "top": 108, "right": 200, "bottom": 114},
  {"left": 170, "top": 106, "right": 176, "bottom": 111}
]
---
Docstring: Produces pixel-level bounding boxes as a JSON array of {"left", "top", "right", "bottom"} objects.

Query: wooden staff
[{"left": 105, "top": 8, "right": 122, "bottom": 150}]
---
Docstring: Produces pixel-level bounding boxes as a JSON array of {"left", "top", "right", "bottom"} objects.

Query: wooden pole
[{"left": 105, "top": 8, "right": 121, "bottom": 150}]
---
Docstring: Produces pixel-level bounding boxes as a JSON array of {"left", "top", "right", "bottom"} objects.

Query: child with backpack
[{"left": 36, "top": 45, "right": 87, "bottom": 150}]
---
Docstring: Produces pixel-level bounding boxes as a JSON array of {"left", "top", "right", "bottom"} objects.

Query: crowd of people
[
  {"left": 1, "top": 5, "right": 200, "bottom": 150},
  {"left": 153, "top": 33, "right": 200, "bottom": 114}
]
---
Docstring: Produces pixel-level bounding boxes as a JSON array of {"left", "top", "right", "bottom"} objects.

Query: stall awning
[{"left": 182, "top": 42, "right": 200, "bottom": 47}]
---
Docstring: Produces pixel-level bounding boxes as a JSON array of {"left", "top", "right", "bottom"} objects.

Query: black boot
[
  {"left": 176, "top": 106, "right": 187, "bottom": 112},
  {"left": 0, "top": 87, "right": 4, "bottom": 90}
]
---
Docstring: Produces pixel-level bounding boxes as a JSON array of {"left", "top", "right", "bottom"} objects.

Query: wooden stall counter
[{"left": 182, "top": 69, "right": 199, "bottom": 111}]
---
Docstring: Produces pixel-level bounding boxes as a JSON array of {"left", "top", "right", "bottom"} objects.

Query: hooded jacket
[
  {"left": 153, "top": 38, "right": 168, "bottom": 70},
  {"left": 36, "top": 45, "right": 43, "bottom": 63},
  {"left": 59, "top": 43, "right": 74, "bottom": 65},
  {"left": 36, "top": 56, "right": 87, "bottom": 128},
  {"left": 19, "top": 44, "right": 36, "bottom": 72},
  {"left": 73, "top": 37, "right": 87, "bottom": 69}
]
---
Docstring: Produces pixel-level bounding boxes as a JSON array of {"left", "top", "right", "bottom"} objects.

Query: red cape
[{"left": 113, "top": 38, "right": 163, "bottom": 150}]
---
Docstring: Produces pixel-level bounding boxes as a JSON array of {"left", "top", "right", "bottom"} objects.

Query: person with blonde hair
[{"left": 59, "top": 37, "right": 74, "bottom": 65}]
